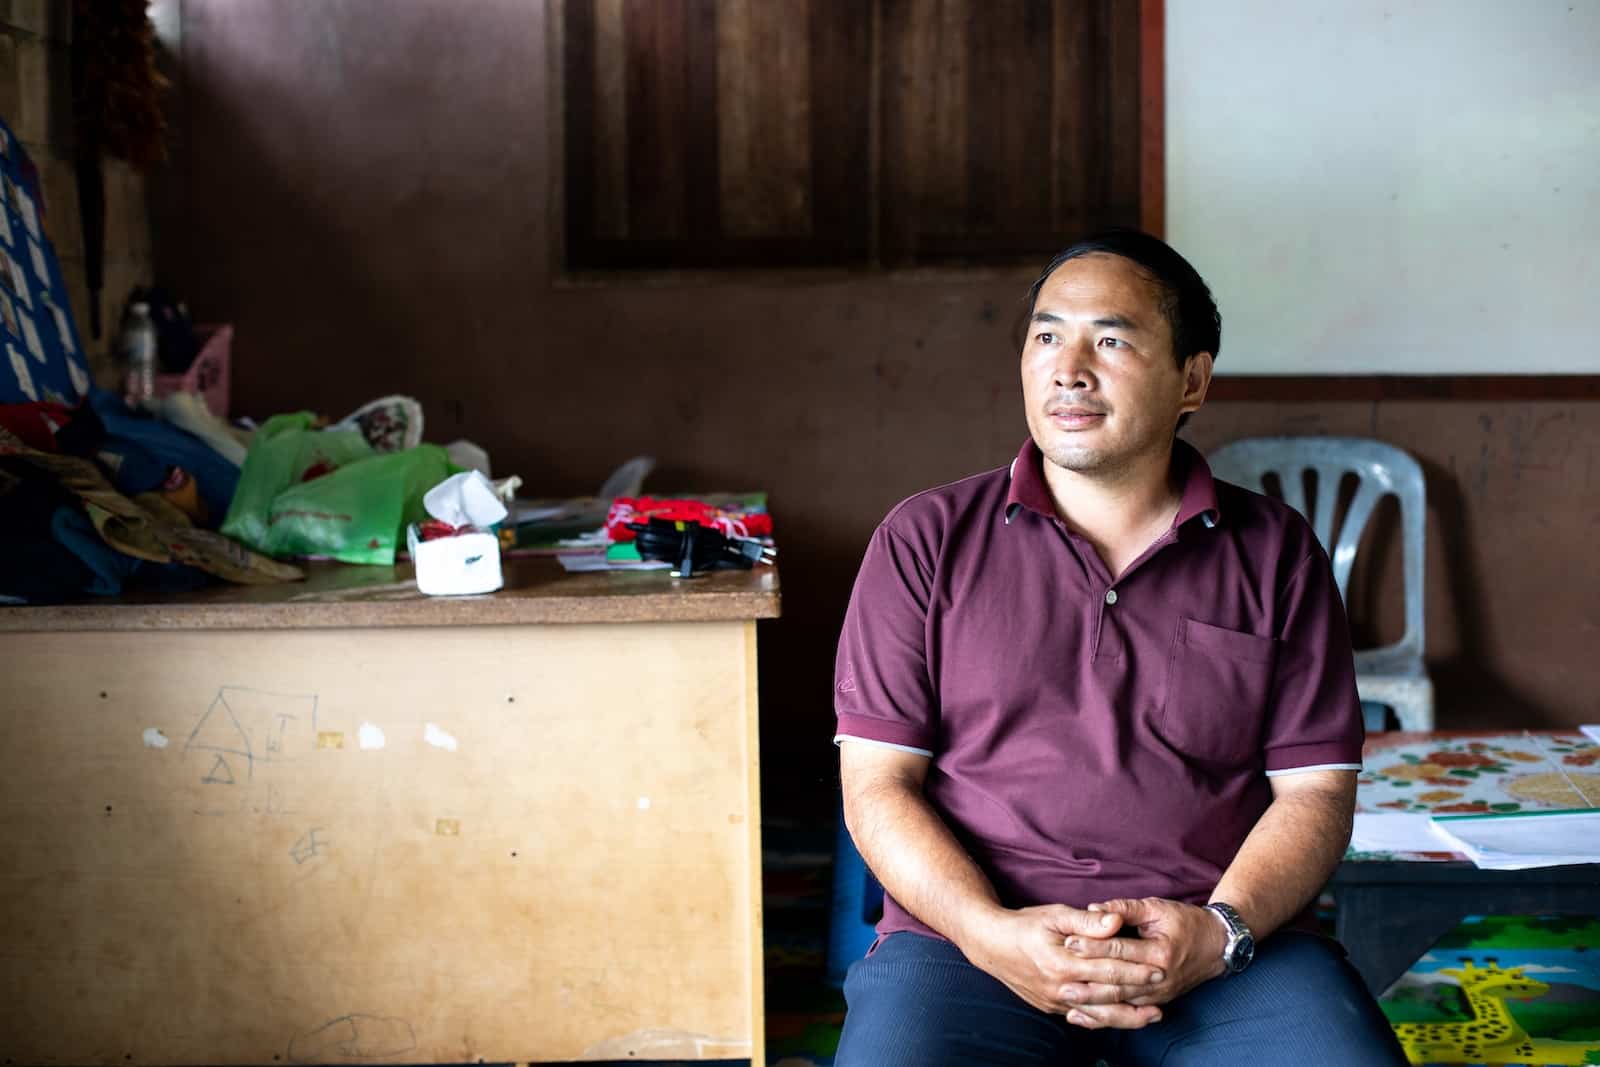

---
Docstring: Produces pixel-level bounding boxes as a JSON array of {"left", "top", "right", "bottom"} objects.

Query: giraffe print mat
[{"left": 1380, "top": 915, "right": 1600, "bottom": 1066}]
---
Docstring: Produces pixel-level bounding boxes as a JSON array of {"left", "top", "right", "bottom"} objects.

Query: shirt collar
[
  {"left": 1004, "top": 437, "right": 1221, "bottom": 530},
  {"left": 1004, "top": 439, "right": 1055, "bottom": 524},
  {"left": 1174, "top": 439, "right": 1222, "bottom": 530}
]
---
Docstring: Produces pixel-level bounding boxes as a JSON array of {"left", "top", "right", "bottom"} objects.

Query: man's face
[{"left": 1021, "top": 253, "right": 1209, "bottom": 480}]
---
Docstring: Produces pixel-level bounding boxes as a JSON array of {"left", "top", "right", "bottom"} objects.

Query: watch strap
[{"left": 1204, "top": 902, "right": 1253, "bottom": 975}]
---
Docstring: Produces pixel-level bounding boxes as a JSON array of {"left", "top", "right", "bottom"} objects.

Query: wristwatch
[{"left": 1203, "top": 902, "right": 1255, "bottom": 976}]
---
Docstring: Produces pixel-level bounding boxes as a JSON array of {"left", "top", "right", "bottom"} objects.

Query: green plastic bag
[
  {"left": 221, "top": 412, "right": 374, "bottom": 552},
  {"left": 260, "top": 444, "right": 455, "bottom": 564}
]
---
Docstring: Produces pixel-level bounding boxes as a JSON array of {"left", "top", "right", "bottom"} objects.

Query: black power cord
[{"left": 626, "top": 517, "right": 777, "bottom": 579}]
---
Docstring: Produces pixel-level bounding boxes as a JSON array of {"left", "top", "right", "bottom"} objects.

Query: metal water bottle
[{"left": 123, "top": 300, "right": 157, "bottom": 404}]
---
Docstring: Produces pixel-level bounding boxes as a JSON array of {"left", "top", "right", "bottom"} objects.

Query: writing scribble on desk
[
  {"left": 287, "top": 1014, "right": 416, "bottom": 1062},
  {"left": 254, "top": 782, "right": 297, "bottom": 816},
  {"left": 185, "top": 687, "right": 320, "bottom": 785},
  {"left": 267, "top": 712, "right": 294, "bottom": 755},
  {"left": 289, "top": 828, "right": 330, "bottom": 865},
  {"left": 201, "top": 754, "right": 236, "bottom": 785}
]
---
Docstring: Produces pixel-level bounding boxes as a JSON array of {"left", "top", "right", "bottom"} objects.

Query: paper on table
[
  {"left": 514, "top": 503, "right": 567, "bottom": 523},
  {"left": 1427, "top": 809, "right": 1600, "bottom": 871},
  {"left": 556, "top": 528, "right": 610, "bottom": 549},
  {"left": 1581, "top": 724, "right": 1600, "bottom": 744},
  {"left": 1350, "top": 812, "right": 1448, "bottom": 854},
  {"left": 557, "top": 552, "right": 669, "bottom": 573}
]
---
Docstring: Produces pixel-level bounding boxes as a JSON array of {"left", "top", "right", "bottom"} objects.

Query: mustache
[{"left": 1045, "top": 395, "right": 1108, "bottom": 415}]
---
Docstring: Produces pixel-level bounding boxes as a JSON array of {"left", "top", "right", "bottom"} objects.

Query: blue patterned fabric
[
  {"left": 87, "top": 387, "right": 241, "bottom": 523},
  {"left": 0, "top": 117, "right": 93, "bottom": 405}
]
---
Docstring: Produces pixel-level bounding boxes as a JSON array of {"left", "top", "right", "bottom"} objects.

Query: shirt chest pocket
[{"left": 1159, "top": 618, "right": 1278, "bottom": 766}]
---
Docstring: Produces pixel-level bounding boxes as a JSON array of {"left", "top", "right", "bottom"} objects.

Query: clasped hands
[{"left": 967, "top": 897, "right": 1228, "bottom": 1030}]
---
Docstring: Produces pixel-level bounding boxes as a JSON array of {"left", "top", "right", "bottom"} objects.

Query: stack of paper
[
  {"left": 1350, "top": 812, "right": 1444, "bottom": 855},
  {"left": 1427, "top": 809, "right": 1600, "bottom": 870}
]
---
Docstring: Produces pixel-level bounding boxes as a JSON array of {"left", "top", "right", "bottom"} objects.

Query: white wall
[{"left": 1167, "top": 0, "right": 1600, "bottom": 374}]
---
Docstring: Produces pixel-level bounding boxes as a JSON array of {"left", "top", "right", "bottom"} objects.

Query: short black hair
[{"left": 1022, "top": 229, "right": 1222, "bottom": 372}]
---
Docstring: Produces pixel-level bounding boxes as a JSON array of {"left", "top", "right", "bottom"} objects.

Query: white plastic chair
[
  {"left": 597, "top": 455, "right": 656, "bottom": 502},
  {"left": 1206, "top": 437, "right": 1433, "bottom": 731}
]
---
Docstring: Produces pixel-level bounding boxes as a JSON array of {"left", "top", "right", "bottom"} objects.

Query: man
[{"left": 831, "top": 231, "right": 1407, "bottom": 1065}]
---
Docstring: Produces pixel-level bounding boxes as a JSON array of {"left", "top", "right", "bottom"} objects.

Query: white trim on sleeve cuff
[
  {"left": 1263, "top": 763, "right": 1363, "bottom": 777},
  {"left": 833, "top": 734, "right": 934, "bottom": 758}
]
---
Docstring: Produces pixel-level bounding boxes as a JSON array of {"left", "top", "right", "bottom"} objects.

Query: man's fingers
[
  {"left": 1065, "top": 932, "right": 1165, "bottom": 967},
  {"left": 1062, "top": 956, "right": 1165, "bottom": 988},
  {"left": 1064, "top": 1002, "right": 1162, "bottom": 1030},
  {"left": 1044, "top": 905, "right": 1124, "bottom": 939},
  {"left": 1058, "top": 981, "right": 1147, "bottom": 1006},
  {"left": 1091, "top": 897, "right": 1158, "bottom": 925}
]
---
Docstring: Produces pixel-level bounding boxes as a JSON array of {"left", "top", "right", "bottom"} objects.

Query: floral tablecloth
[{"left": 1350, "top": 730, "right": 1600, "bottom": 861}]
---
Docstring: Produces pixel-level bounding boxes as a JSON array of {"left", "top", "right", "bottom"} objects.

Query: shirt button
[{"left": 1105, "top": 589, "right": 1118, "bottom": 605}]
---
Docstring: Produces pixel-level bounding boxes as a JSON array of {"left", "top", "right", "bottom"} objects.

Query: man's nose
[{"left": 1054, "top": 338, "right": 1096, "bottom": 390}]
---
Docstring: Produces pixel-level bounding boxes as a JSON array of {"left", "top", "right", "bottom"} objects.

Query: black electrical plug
[{"left": 626, "top": 518, "right": 774, "bottom": 578}]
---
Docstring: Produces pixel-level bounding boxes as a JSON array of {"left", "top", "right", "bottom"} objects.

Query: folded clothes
[
  {"left": 0, "top": 460, "right": 97, "bottom": 601},
  {"left": 49, "top": 505, "right": 208, "bottom": 597},
  {"left": 89, "top": 387, "right": 240, "bottom": 523},
  {"left": 1, "top": 421, "right": 303, "bottom": 593},
  {"left": 0, "top": 400, "right": 77, "bottom": 451},
  {"left": 142, "top": 390, "right": 249, "bottom": 467}
]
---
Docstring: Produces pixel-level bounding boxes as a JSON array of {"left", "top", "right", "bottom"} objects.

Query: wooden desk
[
  {"left": 1331, "top": 731, "right": 1600, "bottom": 994},
  {"left": 0, "top": 557, "right": 779, "bottom": 1065}
]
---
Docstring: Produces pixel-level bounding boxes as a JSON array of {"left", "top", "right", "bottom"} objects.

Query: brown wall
[
  {"left": 0, "top": 1, "right": 154, "bottom": 387},
  {"left": 155, "top": 2, "right": 1599, "bottom": 818}
]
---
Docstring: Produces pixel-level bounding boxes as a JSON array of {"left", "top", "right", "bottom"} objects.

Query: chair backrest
[
  {"left": 1206, "top": 436, "right": 1425, "bottom": 663},
  {"left": 597, "top": 455, "right": 656, "bottom": 501}
]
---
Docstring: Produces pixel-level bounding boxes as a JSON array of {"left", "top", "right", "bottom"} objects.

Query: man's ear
[{"left": 1179, "top": 352, "right": 1214, "bottom": 416}]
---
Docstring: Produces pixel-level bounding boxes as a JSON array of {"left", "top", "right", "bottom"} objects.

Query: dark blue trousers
[{"left": 835, "top": 931, "right": 1408, "bottom": 1066}]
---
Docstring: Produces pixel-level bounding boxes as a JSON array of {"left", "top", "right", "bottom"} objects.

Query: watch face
[{"left": 1233, "top": 933, "right": 1256, "bottom": 972}]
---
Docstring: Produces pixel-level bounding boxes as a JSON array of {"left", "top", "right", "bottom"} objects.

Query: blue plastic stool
[
  {"left": 825, "top": 795, "right": 884, "bottom": 987},
  {"left": 1361, "top": 699, "right": 1396, "bottom": 732}
]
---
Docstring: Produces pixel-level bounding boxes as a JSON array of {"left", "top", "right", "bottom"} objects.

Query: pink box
[{"left": 153, "top": 324, "right": 232, "bottom": 418}]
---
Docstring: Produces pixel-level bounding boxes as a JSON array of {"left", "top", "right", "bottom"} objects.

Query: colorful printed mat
[
  {"left": 763, "top": 818, "right": 844, "bottom": 1066},
  {"left": 1380, "top": 915, "right": 1600, "bottom": 1066}
]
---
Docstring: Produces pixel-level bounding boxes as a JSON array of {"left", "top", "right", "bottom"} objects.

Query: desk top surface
[
  {"left": 0, "top": 556, "right": 782, "bottom": 632},
  {"left": 1360, "top": 729, "right": 1598, "bottom": 811},
  {"left": 1351, "top": 729, "right": 1598, "bottom": 863}
]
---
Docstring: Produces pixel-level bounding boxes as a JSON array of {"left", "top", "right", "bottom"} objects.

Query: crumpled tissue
[{"left": 408, "top": 471, "right": 509, "bottom": 596}]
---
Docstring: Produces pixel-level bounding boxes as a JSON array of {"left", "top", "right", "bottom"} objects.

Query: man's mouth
[{"left": 1047, "top": 406, "right": 1106, "bottom": 429}]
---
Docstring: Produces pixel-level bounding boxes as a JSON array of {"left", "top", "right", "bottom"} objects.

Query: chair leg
[
  {"left": 1391, "top": 677, "right": 1434, "bottom": 731},
  {"left": 1360, "top": 700, "right": 1396, "bottom": 732},
  {"left": 1357, "top": 675, "right": 1434, "bottom": 731}
]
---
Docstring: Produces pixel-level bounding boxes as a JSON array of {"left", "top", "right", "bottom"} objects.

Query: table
[
  {"left": 1331, "top": 730, "right": 1600, "bottom": 995},
  {"left": 0, "top": 556, "right": 779, "bottom": 1065}
]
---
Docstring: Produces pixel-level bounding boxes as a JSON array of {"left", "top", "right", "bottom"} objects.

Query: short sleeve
[
  {"left": 1261, "top": 548, "right": 1365, "bottom": 774},
  {"left": 833, "top": 523, "right": 939, "bottom": 753}
]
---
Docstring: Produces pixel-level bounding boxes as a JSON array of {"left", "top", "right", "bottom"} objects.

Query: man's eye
[
  {"left": 1036, "top": 332, "right": 1056, "bottom": 345},
  {"left": 1099, "top": 336, "right": 1124, "bottom": 349}
]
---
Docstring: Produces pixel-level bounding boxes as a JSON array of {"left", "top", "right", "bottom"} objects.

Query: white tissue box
[{"left": 407, "top": 525, "right": 504, "bottom": 596}]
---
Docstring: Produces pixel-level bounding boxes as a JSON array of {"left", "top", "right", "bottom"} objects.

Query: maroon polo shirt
[{"left": 834, "top": 438, "right": 1363, "bottom": 944}]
